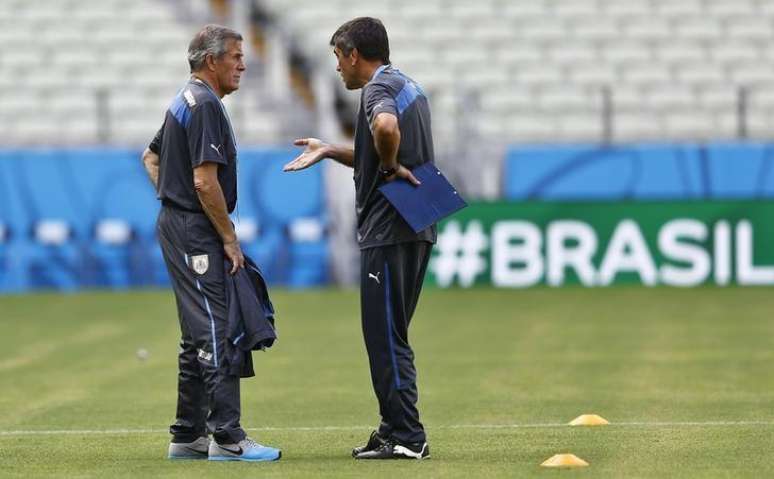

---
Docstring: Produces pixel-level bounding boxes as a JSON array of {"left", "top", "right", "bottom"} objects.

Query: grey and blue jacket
[{"left": 223, "top": 255, "right": 277, "bottom": 377}]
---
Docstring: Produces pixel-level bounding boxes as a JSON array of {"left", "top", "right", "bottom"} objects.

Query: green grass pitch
[{"left": 2, "top": 286, "right": 774, "bottom": 478}]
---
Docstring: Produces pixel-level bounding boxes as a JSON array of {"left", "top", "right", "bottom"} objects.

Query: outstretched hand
[{"left": 283, "top": 138, "right": 328, "bottom": 172}]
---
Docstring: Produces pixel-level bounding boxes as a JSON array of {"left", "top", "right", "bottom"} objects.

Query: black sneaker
[
  {"left": 354, "top": 439, "right": 430, "bottom": 460},
  {"left": 351, "top": 431, "right": 386, "bottom": 457}
]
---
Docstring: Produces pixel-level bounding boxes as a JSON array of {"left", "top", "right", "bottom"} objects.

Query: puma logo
[
  {"left": 210, "top": 143, "right": 223, "bottom": 156},
  {"left": 368, "top": 272, "right": 381, "bottom": 284}
]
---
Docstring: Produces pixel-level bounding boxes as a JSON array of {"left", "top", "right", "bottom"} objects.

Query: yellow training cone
[
  {"left": 569, "top": 414, "right": 609, "bottom": 426},
  {"left": 540, "top": 453, "right": 589, "bottom": 468}
]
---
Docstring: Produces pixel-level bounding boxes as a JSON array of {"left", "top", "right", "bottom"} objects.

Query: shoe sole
[
  {"left": 208, "top": 451, "right": 282, "bottom": 462},
  {"left": 355, "top": 456, "right": 430, "bottom": 460},
  {"left": 354, "top": 447, "right": 430, "bottom": 461},
  {"left": 168, "top": 454, "right": 208, "bottom": 460},
  {"left": 354, "top": 453, "right": 430, "bottom": 460}
]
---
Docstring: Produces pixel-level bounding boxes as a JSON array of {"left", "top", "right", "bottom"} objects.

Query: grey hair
[{"left": 187, "top": 24, "right": 243, "bottom": 72}]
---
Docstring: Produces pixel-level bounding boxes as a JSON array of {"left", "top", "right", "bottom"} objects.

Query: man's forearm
[
  {"left": 196, "top": 182, "right": 237, "bottom": 244},
  {"left": 142, "top": 148, "right": 160, "bottom": 189},
  {"left": 372, "top": 113, "right": 401, "bottom": 171},
  {"left": 373, "top": 127, "right": 400, "bottom": 171},
  {"left": 323, "top": 144, "right": 355, "bottom": 168}
]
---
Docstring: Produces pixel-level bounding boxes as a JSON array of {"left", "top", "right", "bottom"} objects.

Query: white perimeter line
[{"left": 3, "top": 421, "right": 774, "bottom": 436}]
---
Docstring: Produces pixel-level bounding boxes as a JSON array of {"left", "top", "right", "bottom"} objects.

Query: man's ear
[
  {"left": 350, "top": 48, "right": 359, "bottom": 66},
  {"left": 205, "top": 53, "right": 217, "bottom": 72}
]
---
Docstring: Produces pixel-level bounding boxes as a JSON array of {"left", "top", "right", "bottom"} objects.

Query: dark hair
[
  {"left": 329, "top": 17, "right": 390, "bottom": 64},
  {"left": 188, "top": 24, "right": 243, "bottom": 72}
]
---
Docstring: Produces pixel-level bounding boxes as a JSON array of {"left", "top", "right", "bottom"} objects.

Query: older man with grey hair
[{"left": 141, "top": 24, "right": 280, "bottom": 462}]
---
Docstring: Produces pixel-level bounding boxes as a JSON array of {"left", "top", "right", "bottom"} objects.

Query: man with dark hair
[
  {"left": 141, "top": 24, "right": 280, "bottom": 462},
  {"left": 284, "top": 16, "right": 434, "bottom": 460}
]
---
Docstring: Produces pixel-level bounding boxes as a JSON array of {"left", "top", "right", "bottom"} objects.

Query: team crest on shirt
[{"left": 191, "top": 254, "right": 209, "bottom": 275}]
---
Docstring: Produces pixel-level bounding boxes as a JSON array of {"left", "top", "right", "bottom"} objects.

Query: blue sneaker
[
  {"left": 208, "top": 437, "right": 281, "bottom": 462},
  {"left": 168, "top": 436, "right": 210, "bottom": 460}
]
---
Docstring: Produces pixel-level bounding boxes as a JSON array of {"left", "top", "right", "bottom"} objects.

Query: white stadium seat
[
  {"left": 674, "top": 17, "right": 724, "bottom": 40},
  {"left": 729, "top": 63, "right": 774, "bottom": 85},
  {"left": 675, "top": 62, "right": 728, "bottom": 85},
  {"left": 548, "top": 42, "right": 598, "bottom": 65},
  {"left": 501, "top": 2, "right": 546, "bottom": 17},
  {"left": 697, "top": 84, "right": 738, "bottom": 111},
  {"left": 569, "top": 65, "right": 618, "bottom": 86},
  {"left": 749, "top": 88, "right": 774, "bottom": 109},
  {"left": 558, "top": 112, "right": 605, "bottom": 140},
  {"left": 494, "top": 45, "right": 544, "bottom": 64},
  {"left": 479, "top": 88, "right": 535, "bottom": 113},
  {"left": 725, "top": 17, "right": 772, "bottom": 40},
  {"left": 620, "top": 63, "right": 673, "bottom": 85},
  {"left": 622, "top": 18, "right": 672, "bottom": 40},
  {"left": 537, "top": 86, "right": 601, "bottom": 112},
  {"left": 710, "top": 40, "right": 760, "bottom": 63},
  {"left": 552, "top": 1, "right": 600, "bottom": 17},
  {"left": 505, "top": 113, "right": 562, "bottom": 141},
  {"left": 601, "top": 0, "right": 651, "bottom": 17},
  {"left": 571, "top": 17, "right": 620, "bottom": 41},
  {"left": 601, "top": 42, "right": 652, "bottom": 63},
  {"left": 643, "top": 85, "right": 697, "bottom": 111},
  {"left": 518, "top": 18, "right": 567, "bottom": 41},
  {"left": 705, "top": 0, "right": 758, "bottom": 17},
  {"left": 662, "top": 110, "right": 719, "bottom": 139},
  {"left": 655, "top": 0, "right": 703, "bottom": 17},
  {"left": 654, "top": 40, "right": 706, "bottom": 63},
  {"left": 614, "top": 112, "right": 665, "bottom": 140},
  {"left": 513, "top": 63, "right": 564, "bottom": 86}
]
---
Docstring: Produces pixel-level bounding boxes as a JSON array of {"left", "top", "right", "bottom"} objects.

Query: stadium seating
[
  {"left": 257, "top": 0, "right": 774, "bottom": 145},
  {"left": 0, "top": 0, "right": 278, "bottom": 147},
  {"left": 4, "top": 0, "right": 773, "bottom": 148}
]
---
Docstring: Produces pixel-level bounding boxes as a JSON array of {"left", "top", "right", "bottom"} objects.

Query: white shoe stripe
[{"left": 393, "top": 443, "right": 427, "bottom": 459}]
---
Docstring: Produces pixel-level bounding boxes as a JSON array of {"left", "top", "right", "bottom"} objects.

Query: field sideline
[{"left": 2, "top": 287, "right": 774, "bottom": 478}]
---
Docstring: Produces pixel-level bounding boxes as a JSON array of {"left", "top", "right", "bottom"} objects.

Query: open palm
[{"left": 283, "top": 138, "right": 327, "bottom": 171}]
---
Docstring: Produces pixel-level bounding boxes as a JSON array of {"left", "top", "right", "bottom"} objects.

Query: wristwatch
[{"left": 379, "top": 166, "right": 397, "bottom": 178}]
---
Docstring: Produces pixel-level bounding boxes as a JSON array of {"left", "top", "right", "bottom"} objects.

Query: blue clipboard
[{"left": 378, "top": 163, "right": 467, "bottom": 233}]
